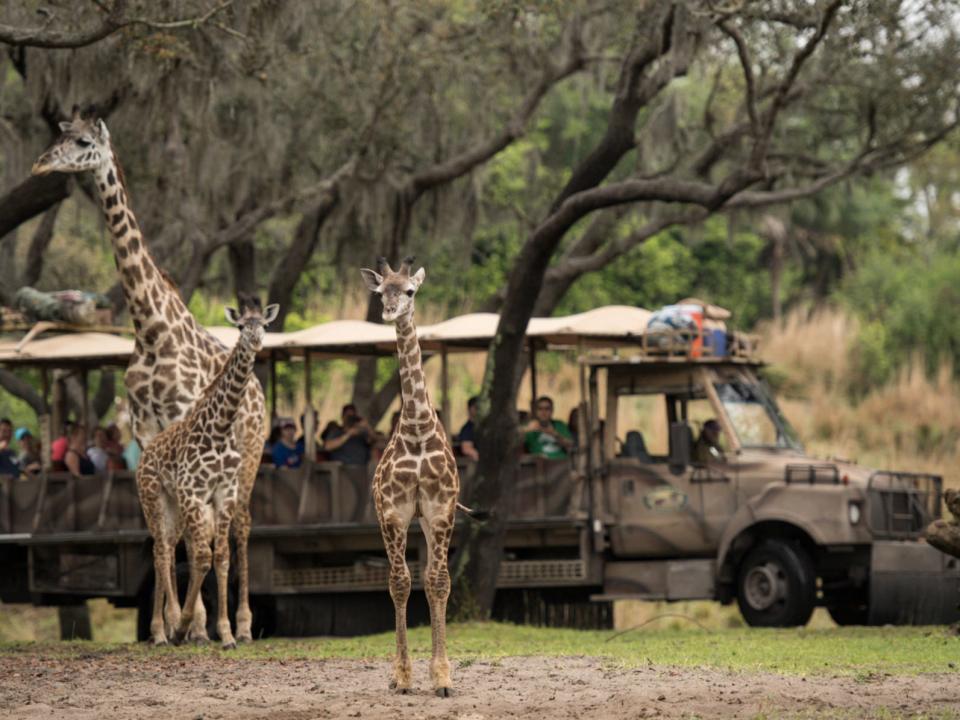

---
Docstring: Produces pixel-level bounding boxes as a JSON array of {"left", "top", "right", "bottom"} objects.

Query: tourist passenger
[
  {"left": 15, "top": 428, "right": 41, "bottom": 475},
  {"left": 0, "top": 419, "right": 18, "bottom": 478},
  {"left": 0, "top": 418, "right": 12, "bottom": 451},
  {"left": 458, "top": 396, "right": 479, "bottom": 461},
  {"left": 87, "top": 426, "right": 111, "bottom": 474},
  {"left": 272, "top": 418, "right": 303, "bottom": 469},
  {"left": 693, "top": 418, "right": 725, "bottom": 464},
  {"left": 322, "top": 404, "right": 373, "bottom": 466},
  {"left": 523, "top": 396, "right": 573, "bottom": 459},
  {"left": 104, "top": 424, "right": 128, "bottom": 470},
  {"left": 63, "top": 425, "right": 96, "bottom": 476},
  {"left": 51, "top": 419, "right": 75, "bottom": 468}
]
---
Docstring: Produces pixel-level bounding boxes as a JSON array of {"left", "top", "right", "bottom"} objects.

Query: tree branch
[
  {"left": 0, "top": 0, "right": 236, "bottom": 49},
  {"left": 409, "top": 17, "right": 586, "bottom": 196},
  {"left": 0, "top": 368, "right": 46, "bottom": 416}
]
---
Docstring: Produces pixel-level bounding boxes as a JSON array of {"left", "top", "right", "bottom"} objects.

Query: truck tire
[{"left": 736, "top": 539, "right": 816, "bottom": 627}]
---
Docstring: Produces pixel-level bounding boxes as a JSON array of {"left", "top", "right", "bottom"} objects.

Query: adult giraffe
[{"left": 32, "top": 109, "right": 263, "bottom": 643}]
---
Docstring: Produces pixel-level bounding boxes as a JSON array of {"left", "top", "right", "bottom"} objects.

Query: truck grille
[{"left": 867, "top": 471, "right": 942, "bottom": 539}]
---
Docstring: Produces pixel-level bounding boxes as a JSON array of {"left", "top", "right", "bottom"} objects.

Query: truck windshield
[{"left": 715, "top": 381, "right": 803, "bottom": 451}]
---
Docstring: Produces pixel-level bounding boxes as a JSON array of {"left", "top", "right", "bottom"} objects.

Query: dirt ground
[{"left": 0, "top": 652, "right": 957, "bottom": 720}]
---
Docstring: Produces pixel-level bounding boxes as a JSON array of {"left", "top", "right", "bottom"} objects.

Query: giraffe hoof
[
  {"left": 436, "top": 687, "right": 453, "bottom": 698},
  {"left": 221, "top": 640, "right": 237, "bottom": 651},
  {"left": 150, "top": 637, "right": 168, "bottom": 647},
  {"left": 236, "top": 633, "right": 253, "bottom": 644},
  {"left": 170, "top": 632, "right": 186, "bottom": 647}
]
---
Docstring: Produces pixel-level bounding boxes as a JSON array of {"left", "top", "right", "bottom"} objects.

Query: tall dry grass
[{"left": 762, "top": 308, "right": 960, "bottom": 489}]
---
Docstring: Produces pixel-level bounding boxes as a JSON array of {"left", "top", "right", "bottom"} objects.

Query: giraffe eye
[
  {"left": 405, "top": 289, "right": 414, "bottom": 297},
  {"left": 76, "top": 138, "right": 92, "bottom": 148}
]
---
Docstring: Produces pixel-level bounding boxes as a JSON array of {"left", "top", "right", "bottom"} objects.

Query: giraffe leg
[
  {"left": 232, "top": 500, "right": 254, "bottom": 643},
  {"left": 142, "top": 500, "right": 170, "bottom": 645},
  {"left": 379, "top": 506, "right": 415, "bottom": 693},
  {"left": 181, "top": 535, "right": 210, "bottom": 644},
  {"left": 214, "top": 487, "right": 238, "bottom": 650},
  {"left": 419, "top": 506, "right": 455, "bottom": 697},
  {"left": 172, "top": 507, "right": 213, "bottom": 646}
]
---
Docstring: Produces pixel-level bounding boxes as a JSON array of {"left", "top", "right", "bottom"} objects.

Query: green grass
[{"left": 1, "top": 622, "right": 958, "bottom": 677}]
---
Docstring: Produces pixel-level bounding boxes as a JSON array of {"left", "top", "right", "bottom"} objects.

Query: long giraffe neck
[
  {"left": 93, "top": 152, "right": 195, "bottom": 340},
  {"left": 394, "top": 312, "right": 432, "bottom": 425},
  {"left": 193, "top": 332, "right": 258, "bottom": 434}
]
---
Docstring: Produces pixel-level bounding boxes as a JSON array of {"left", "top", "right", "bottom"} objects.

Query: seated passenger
[
  {"left": 458, "top": 396, "right": 479, "bottom": 461},
  {"left": 104, "top": 424, "right": 128, "bottom": 470},
  {"left": 523, "top": 396, "right": 573, "bottom": 460},
  {"left": 87, "top": 426, "right": 111, "bottom": 474},
  {"left": 693, "top": 419, "right": 726, "bottom": 464},
  {"left": 272, "top": 418, "right": 303, "bottom": 469},
  {"left": 50, "top": 419, "right": 75, "bottom": 469},
  {"left": 15, "top": 428, "right": 41, "bottom": 475},
  {"left": 64, "top": 425, "right": 96, "bottom": 476}
]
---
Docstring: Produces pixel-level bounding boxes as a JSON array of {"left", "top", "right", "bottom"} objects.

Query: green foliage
[
  {"left": 556, "top": 215, "right": 786, "bottom": 329},
  {"left": 841, "top": 248, "right": 960, "bottom": 390}
]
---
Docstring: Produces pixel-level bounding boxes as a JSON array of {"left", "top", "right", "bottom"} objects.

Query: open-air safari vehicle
[{"left": 0, "top": 302, "right": 957, "bottom": 637}]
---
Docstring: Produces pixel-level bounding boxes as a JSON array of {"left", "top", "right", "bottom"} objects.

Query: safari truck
[
  {"left": 0, "top": 306, "right": 957, "bottom": 637},
  {"left": 582, "top": 352, "right": 960, "bottom": 626}
]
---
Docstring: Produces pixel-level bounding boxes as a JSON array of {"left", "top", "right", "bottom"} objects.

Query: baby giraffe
[
  {"left": 137, "top": 297, "right": 279, "bottom": 648},
  {"left": 361, "top": 257, "right": 460, "bottom": 696}
]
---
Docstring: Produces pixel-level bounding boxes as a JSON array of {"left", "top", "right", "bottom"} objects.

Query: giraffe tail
[{"left": 456, "top": 502, "right": 489, "bottom": 521}]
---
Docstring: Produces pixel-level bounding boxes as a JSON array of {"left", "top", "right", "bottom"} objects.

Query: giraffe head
[
  {"left": 224, "top": 295, "right": 280, "bottom": 351},
  {"left": 32, "top": 107, "right": 112, "bottom": 177},
  {"left": 360, "top": 256, "right": 425, "bottom": 323}
]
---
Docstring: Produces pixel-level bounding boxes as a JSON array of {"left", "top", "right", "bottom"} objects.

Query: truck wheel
[{"left": 736, "top": 539, "right": 816, "bottom": 627}]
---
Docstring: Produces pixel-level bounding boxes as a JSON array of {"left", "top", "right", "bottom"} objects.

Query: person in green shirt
[{"left": 523, "top": 396, "right": 574, "bottom": 459}]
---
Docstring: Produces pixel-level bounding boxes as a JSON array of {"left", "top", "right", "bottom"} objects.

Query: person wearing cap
[
  {"left": 272, "top": 417, "right": 303, "bottom": 469},
  {"left": 15, "top": 428, "right": 41, "bottom": 475},
  {"left": 693, "top": 418, "right": 726, "bottom": 464}
]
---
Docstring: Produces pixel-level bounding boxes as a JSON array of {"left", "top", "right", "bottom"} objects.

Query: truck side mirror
[{"left": 669, "top": 421, "right": 692, "bottom": 472}]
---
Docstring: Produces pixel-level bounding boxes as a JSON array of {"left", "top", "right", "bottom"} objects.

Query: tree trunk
[{"left": 229, "top": 238, "right": 257, "bottom": 305}]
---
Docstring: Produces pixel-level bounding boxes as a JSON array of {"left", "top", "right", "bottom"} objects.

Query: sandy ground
[{"left": 0, "top": 652, "right": 958, "bottom": 719}]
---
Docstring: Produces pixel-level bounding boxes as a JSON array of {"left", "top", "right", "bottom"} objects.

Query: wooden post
[
  {"left": 528, "top": 340, "right": 538, "bottom": 408},
  {"left": 80, "top": 369, "right": 89, "bottom": 432},
  {"left": 41, "top": 369, "right": 52, "bottom": 470},
  {"left": 440, "top": 346, "right": 450, "bottom": 436},
  {"left": 269, "top": 351, "right": 277, "bottom": 421},
  {"left": 304, "top": 353, "right": 316, "bottom": 461}
]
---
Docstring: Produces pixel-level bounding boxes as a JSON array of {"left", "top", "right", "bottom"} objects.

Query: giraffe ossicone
[
  {"left": 361, "top": 257, "right": 460, "bottom": 697},
  {"left": 32, "top": 110, "right": 265, "bottom": 643}
]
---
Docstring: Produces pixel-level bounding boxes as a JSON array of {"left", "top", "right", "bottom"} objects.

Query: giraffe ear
[
  {"left": 95, "top": 119, "right": 110, "bottom": 142},
  {"left": 224, "top": 307, "right": 241, "bottom": 326},
  {"left": 410, "top": 267, "right": 425, "bottom": 289},
  {"left": 58, "top": 121, "right": 73, "bottom": 133},
  {"left": 360, "top": 268, "right": 383, "bottom": 292},
  {"left": 263, "top": 303, "right": 280, "bottom": 325}
]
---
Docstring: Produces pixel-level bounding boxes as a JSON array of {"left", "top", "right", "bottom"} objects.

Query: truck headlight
[{"left": 848, "top": 501, "right": 862, "bottom": 525}]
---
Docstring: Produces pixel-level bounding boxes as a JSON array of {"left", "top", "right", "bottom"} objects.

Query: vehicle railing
[
  {"left": 866, "top": 471, "right": 942, "bottom": 540},
  {"left": 1, "top": 455, "right": 586, "bottom": 536},
  {"left": 784, "top": 464, "right": 839, "bottom": 485},
  {"left": 639, "top": 327, "right": 760, "bottom": 360}
]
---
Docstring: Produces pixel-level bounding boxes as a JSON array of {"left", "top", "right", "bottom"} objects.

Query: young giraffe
[
  {"left": 137, "top": 298, "right": 279, "bottom": 648},
  {"left": 32, "top": 110, "right": 264, "bottom": 643},
  {"left": 361, "top": 257, "right": 460, "bottom": 697}
]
